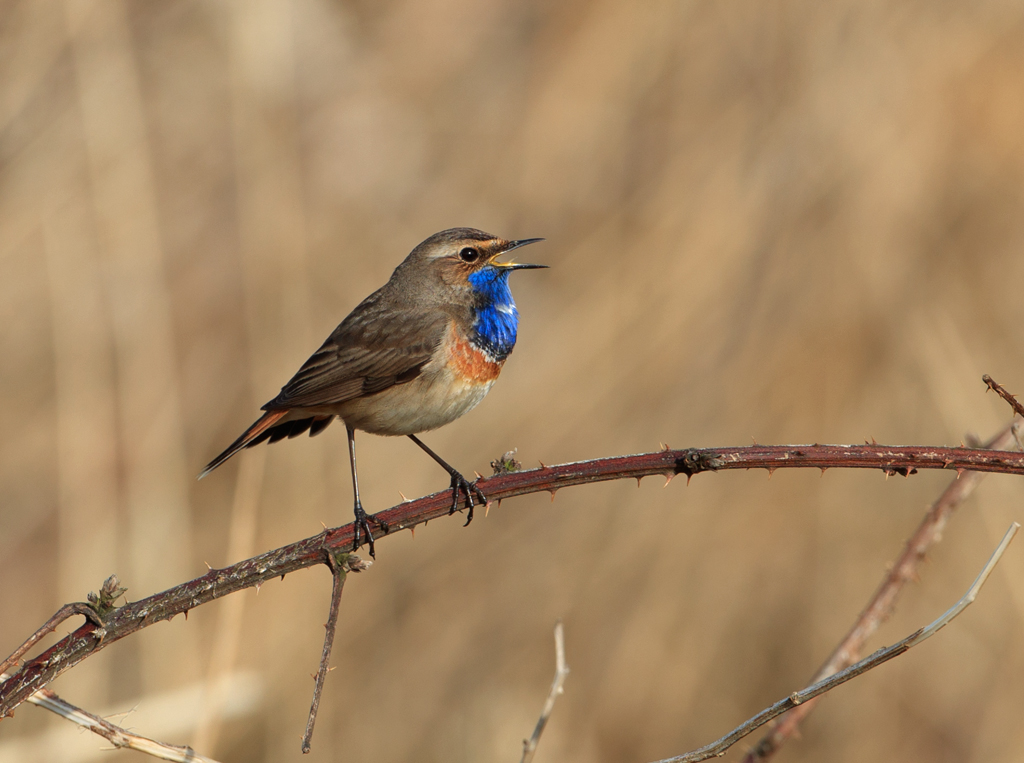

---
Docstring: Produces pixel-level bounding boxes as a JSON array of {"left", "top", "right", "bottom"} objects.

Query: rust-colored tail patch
[{"left": 198, "top": 410, "right": 289, "bottom": 479}]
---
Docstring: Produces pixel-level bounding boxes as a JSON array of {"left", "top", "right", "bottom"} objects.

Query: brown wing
[{"left": 262, "top": 289, "right": 448, "bottom": 411}]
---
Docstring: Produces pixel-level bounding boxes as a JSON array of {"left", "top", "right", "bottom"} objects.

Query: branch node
[
  {"left": 674, "top": 450, "right": 722, "bottom": 478},
  {"left": 491, "top": 449, "right": 521, "bottom": 475},
  {"left": 86, "top": 575, "right": 127, "bottom": 622}
]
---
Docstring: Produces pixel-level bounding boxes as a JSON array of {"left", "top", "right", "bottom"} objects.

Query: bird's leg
[
  {"left": 407, "top": 434, "right": 486, "bottom": 526},
  {"left": 347, "top": 426, "right": 375, "bottom": 558}
]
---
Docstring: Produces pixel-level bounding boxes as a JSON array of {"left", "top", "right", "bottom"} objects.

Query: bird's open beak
[{"left": 492, "top": 238, "right": 548, "bottom": 270}]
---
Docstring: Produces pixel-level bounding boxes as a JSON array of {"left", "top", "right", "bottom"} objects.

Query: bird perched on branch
[{"left": 200, "top": 228, "right": 546, "bottom": 556}]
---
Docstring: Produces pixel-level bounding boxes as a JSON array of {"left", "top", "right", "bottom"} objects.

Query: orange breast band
[{"left": 447, "top": 331, "right": 503, "bottom": 383}]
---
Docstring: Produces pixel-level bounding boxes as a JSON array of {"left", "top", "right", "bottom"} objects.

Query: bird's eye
[{"left": 459, "top": 247, "right": 480, "bottom": 263}]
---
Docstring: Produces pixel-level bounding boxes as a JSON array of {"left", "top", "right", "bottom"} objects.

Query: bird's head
[
  {"left": 404, "top": 228, "right": 546, "bottom": 296},
  {"left": 393, "top": 228, "right": 545, "bottom": 360}
]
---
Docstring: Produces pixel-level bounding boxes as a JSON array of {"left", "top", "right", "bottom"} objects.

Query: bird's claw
[
  {"left": 352, "top": 503, "right": 376, "bottom": 558},
  {"left": 448, "top": 473, "right": 487, "bottom": 526}
]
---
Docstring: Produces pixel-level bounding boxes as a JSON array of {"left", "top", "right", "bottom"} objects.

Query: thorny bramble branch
[
  {"left": 984, "top": 374, "right": 1024, "bottom": 420},
  {"left": 4, "top": 442, "right": 1024, "bottom": 717}
]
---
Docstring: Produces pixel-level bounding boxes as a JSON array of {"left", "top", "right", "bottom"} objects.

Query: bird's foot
[
  {"left": 447, "top": 472, "right": 487, "bottom": 526},
  {"left": 352, "top": 503, "right": 377, "bottom": 559}
]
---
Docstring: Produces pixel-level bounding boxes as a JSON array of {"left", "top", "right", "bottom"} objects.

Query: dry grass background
[{"left": 2, "top": 1, "right": 1024, "bottom": 761}]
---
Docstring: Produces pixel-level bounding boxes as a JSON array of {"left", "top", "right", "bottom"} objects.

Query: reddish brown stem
[
  {"left": 0, "top": 603, "right": 103, "bottom": 688},
  {"left": 3, "top": 442, "right": 1024, "bottom": 716},
  {"left": 983, "top": 374, "right": 1024, "bottom": 419},
  {"left": 301, "top": 551, "right": 368, "bottom": 753}
]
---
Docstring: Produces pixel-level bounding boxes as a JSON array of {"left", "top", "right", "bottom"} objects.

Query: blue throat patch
[{"left": 467, "top": 267, "right": 519, "bottom": 361}]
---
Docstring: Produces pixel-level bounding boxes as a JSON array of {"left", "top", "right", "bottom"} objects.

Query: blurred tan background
[{"left": 3, "top": 0, "right": 1024, "bottom": 761}]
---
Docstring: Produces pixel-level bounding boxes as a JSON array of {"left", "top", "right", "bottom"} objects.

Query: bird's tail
[{"left": 198, "top": 410, "right": 289, "bottom": 480}]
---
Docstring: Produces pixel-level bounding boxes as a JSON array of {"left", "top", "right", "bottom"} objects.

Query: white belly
[{"left": 335, "top": 367, "right": 495, "bottom": 436}]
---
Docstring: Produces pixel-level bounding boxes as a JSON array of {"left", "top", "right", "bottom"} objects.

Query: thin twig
[
  {"left": 6, "top": 443, "right": 1024, "bottom": 716},
  {"left": 652, "top": 523, "right": 1019, "bottom": 763},
  {"left": 743, "top": 421, "right": 1021, "bottom": 761},
  {"left": 301, "top": 551, "right": 370, "bottom": 753},
  {"left": 0, "top": 603, "right": 102, "bottom": 681},
  {"left": 0, "top": 673, "right": 221, "bottom": 763},
  {"left": 521, "top": 620, "right": 570, "bottom": 763},
  {"left": 983, "top": 374, "right": 1024, "bottom": 419}
]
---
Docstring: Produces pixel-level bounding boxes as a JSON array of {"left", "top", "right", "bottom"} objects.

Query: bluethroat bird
[{"left": 200, "top": 228, "right": 545, "bottom": 556}]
